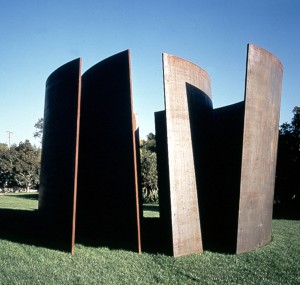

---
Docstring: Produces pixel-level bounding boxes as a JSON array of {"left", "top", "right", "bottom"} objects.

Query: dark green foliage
[
  {"left": 143, "top": 132, "right": 156, "bottom": 152},
  {"left": 0, "top": 146, "right": 15, "bottom": 190},
  {"left": 275, "top": 106, "right": 300, "bottom": 218},
  {"left": 33, "top": 117, "right": 43, "bottom": 143},
  {"left": 0, "top": 143, "right": 8, "bottom": 152},
  {"left": 140, "top": 133, "right": 158, "bottom": 203},
  {"left": 0, "top": 140, "right": 41, "bottom": 192}
]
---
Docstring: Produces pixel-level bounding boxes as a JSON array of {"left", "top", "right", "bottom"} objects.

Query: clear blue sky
[{"left": 0, "top": 0, "right": 299, "bottom": 145}]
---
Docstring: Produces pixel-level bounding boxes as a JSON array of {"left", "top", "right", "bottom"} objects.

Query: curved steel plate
[
  {"left": 38, "top": 58, "right": 81, "bottom": 254},
  {"left": 76, "top": 50, "right": 140, "bottom": 252},
  {"left": 162, "top": 53, "right": 212, "bottom": 256},
  {"left": 237, "top": 44, "right": 283, "bottom": 253}
]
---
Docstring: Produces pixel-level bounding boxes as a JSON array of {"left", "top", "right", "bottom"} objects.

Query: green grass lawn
[
  {"left": 143, "top": 203, "right": 160, "bottom": 218},
  {"left": 0, "top": 193, "right": 299, "bottom": 284},
  {"left": 0, "top": 192, "right": 38, "bottom": 211}
]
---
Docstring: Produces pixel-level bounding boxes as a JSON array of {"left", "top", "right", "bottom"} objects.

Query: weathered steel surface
[
  {"left": 162, "top": 53, "right": 211, "bottom": 256},
  {"left": 237, "top": 44, "right": 283, "bottom": 253},
  {"left": 38, "top": 58, "right": 82, "bottom": 254},
  {"left": 76, "top": 50, "right": 141, "bottom": 252}
]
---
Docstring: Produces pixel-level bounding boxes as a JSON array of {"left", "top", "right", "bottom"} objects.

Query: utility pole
[{"left": 6, "top": 131, "right": 13, "bottom": 149}]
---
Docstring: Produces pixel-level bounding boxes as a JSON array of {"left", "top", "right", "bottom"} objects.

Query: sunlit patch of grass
[
  {"left": 0, "top": 192, "right": 38, "bottom": 211},
  {"left": 143, "top": 203, "right": 160, "bottom": 218}
]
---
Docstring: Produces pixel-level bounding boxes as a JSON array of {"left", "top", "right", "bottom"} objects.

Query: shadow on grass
[
  {"left": 0, "top": 205, "right": 151, "bottom": 254},
  {"left": 140, "top": 217, "right": 173, "bottom": 255},
  {"left": 1, "top": 199, "right": 297, "bottom": 255},
  {"left": 0, "top": 206, "right": 159, "bottom": 254},
  {"left": 143, "top": 204, "right": 159, "bottom": 212},
  {"left": 0, "top": 208, "right": 72, "bottom": 252},
  {"left": 5, "top": 193, "right": 39, "bottom": 200}
]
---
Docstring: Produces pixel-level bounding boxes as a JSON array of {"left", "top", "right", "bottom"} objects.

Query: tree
[
  {"left": 0, "top": 145, "right": 15, "bottom": 191},
  {"left": 0, "top": 140, "right": 41, "bottom": 192},
  {"left": 13, "top": 140, "right": 41, "bottom": 192},
  {"left": 33, "top": 118, "right": 44, "bottom": 144},
  {"left": 140, "top": 133, "right": 158, "bottom": 203},
  {"left": 0, "top": 143, "right": 8, "bottom": 153},
  {"left": 274, "top": 106, "right": 300, "bottom": 218},
  {"left": 143, "top": 133, "right": 156, "bottom": 152}
]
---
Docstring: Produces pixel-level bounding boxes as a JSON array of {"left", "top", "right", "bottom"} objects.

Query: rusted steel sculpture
[
  {"left": 155, "top": 44, "right": 283, "bottom": 255},
  {"left": 39, "top": 58, "right": 82, "bottom": 254},
  {"left": 39, "top": 51, "right": 141, "bottom": 253},
  {"left": 39, "top": 44, "right": 282, "bottom": 256},
  {"left": 154, "top": 54, "right": 212, "bottom": 257},
  {"left": 76, "top": 50, "right": 141, "bottom": 252}
]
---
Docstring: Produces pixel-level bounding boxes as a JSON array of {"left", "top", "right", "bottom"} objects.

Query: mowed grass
[
  {"left": 143, "top": 203, "right": 160, "bottom": 218},
  {"left": 0, "top": 194, "right": 299, "bottom": 284},
  {"left": 0, "top": 192, "right": 38, "bottom": 211}
]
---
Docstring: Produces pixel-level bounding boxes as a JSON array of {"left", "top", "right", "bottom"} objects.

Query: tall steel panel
[
  {"left": 38, "top": 58, "right": 82, "bottom": 254},
  {"left": 76, "top": 50, "right": 141, "bottom": 252},
  {"left": 209, "top": 102, "right": 245, "bottom": 252},
  {"left": 161, "top": 53, "right": 212, "bottom": 256},
  {"left": 236, "top": 44, "right": 283, "bottom": 253}
]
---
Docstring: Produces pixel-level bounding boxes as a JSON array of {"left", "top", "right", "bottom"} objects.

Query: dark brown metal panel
[
  {"left": 76, "top": 50, "right": 140, "bottom": 252},
  {"left": 162, "top": 53, "right": 211, "bottom": 256},
  {"left": 154, "top": 110, "right": 173, "bottom": 255},
  {"left": 210, "top": 102, "right": 245, "bottom": 253},
  {"left": 38, "top": 58, "right": 82, "bottom": 253},
  {"left": 155, "top": 110, "right": 171, "bottom": 230},
  {"left": 237, "top": 44, "right": 283, "bottom": 253}
]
